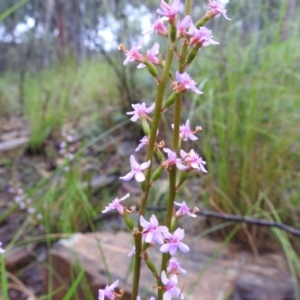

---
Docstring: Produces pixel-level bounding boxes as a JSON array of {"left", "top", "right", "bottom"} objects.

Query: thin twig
[{"left": 93, "top": 206, "right": 300, "bottom": 237}]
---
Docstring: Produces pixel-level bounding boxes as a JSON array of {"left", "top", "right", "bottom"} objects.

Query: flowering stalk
[
  {"left": 157, "top": 1, "right": 192, "bottom": 298},
  {"left": 131, "top": 27, "right": 175, "bottom": 300},
  {"left": 101, "top": 1, "right": 230, "bottom": 299}
]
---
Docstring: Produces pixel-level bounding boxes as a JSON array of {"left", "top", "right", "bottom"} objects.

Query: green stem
[
  {"left": 158, "top": 1, "right": 193, "bottom": 299},
  {"left": 131, "top": 32, "right": 174, "bottom": 300}
]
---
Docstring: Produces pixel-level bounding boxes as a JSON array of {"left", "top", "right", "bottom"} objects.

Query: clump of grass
[
  {"left": 187, "top": 15, "right": 300, "bottom": 245},
  {"left": 40, "top": 160, "right": 97, "bottom": 233},
  {"left": 23, "top": 60, "right": 120, "bottom": 150}
]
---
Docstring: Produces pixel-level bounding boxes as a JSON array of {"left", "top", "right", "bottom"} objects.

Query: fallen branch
[{"left": 93, "top": 206, "right": 300, "bottom": 237}]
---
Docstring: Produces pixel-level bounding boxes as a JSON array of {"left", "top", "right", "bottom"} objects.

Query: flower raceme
[
  {"left": 127, "top": 102, "right": 155, "bottom": 122},
  {"left": 103, "top": 1, "right": 231, "bottom": 299},
  {"left": 120, "top": 155, "right": 151, "bottom": 182}
]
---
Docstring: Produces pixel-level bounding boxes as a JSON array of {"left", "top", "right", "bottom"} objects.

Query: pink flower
[
  {"left": 163, "top": 148, "right": 188, "bottom": 170},
  {"left": 98, "top": 279, "right": 119, "bottom": 300},
  {"left": 120, "top": 155, "right": 151, "bottom": 182},
  {"left": 137, "top": 297, "right": 155, "bottom": 300},
  {"left": 142, "top": 17, "right": 168, "bottom": 36},
  {"left": 167, "top": 257, "right": 187, "bottom": 275},
  {"left": 135, "top": 136, "right": 149, "bottom": 152},
  {"left": 161, "top": 271, "right": 184, "bottom": 300},
  {"left": 0, "top": 242, "right": 5, "bottom": 254},
  {"left": 140, "top": 214, "right": 169, "bottom": 244},
  {"left": 157, "top": 0, "right": 182, "bottom": 21},
  {"left": 174, "top": 71, "right": 203, "bottom": 94},
  {"left": 189, "top": 24, "right": 219, "bottom": 47},
  {"left": 135, "top": 130, "right": 158, "bottom": 152},
  {"left": 122, "top": 39, "right": 144, "bottom": 65},
  {"left": 207, "top": 0, "right": 231, "bottom": 20},
  {"left": 180, "top": 149, "right": 207, "bottom": 173},
  {"left": 160, "top": 228, "right": 190, "bottom": 256},
  {"left": 102, "top": 193, "right": 130, "bottom": 215},
  {"left": 137, "top": 43, "right": 160, "bottom": 69},
  {"left": 127, "top": 245, "right": 136, "bottom": 257},
  {"left": 172, "top": 120, "right": 201, "bottom": 141},
  {"left": 174, "top": 201, "right": 197, "bottom": 218},
  {"left": 126, "top": 102, "right": 155, "bottom": 122},
  {"left": 177, "top": 15, "right": 191, "bottom": 37}
]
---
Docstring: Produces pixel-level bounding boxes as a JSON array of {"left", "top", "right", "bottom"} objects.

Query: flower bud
[
  {"left": 176, "top": 170, "right": 190, "bottom": 191},
  {"left": 186, "top": 47, "right": 199, "bottom": 66},
  {"left": 163, "top": 91, "right": 180, "bottom": 111},
  {"left": 123, "top": 213, "right": 134, "bottom": 230},
  {"left": 145, "top": 62, "right": 158, "bottom": 79},
  {"left": 151, "top": 166, "right": 164, "bottom": 181},
  {"left": 144, "top": 256, "right": 158, "bottom": 276},
  {"left": 154, "top": 148, "right": 164, "bottom": 162},
  {"left": 141, "top": 119, "right": 151, "bottom": 135}
]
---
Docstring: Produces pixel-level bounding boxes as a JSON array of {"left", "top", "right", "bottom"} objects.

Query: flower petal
[
  {"left": 120, "top": 171, "right": 134, "bottom": 181},
  {"left": 135, "top": 171, "right": 145, "bottom": 182}
]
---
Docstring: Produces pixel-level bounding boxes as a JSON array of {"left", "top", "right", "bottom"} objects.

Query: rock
[
  {"left": 49, "top": 231, "right": 298, "bottom": 300},
  {"left": 5, "top": 246, "right": 33, "bottom": 270},
  {"left": 0, "top": 137, "right": 29, "bottom": 152},
  {"left": 19, "top": 262, "right": 47, "bottom": 297}
]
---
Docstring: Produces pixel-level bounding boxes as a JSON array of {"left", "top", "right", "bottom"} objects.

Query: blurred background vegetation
[
  {"left": 0, "top": 0, "right": 300, "bottom": 249},
  {"left": 1, "top": 0, "right": 300, "bottom": 299}
]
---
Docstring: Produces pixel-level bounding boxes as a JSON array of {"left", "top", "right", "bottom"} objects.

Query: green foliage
[
  {"left": 0, "top": 0, "right": 28, "bottom": 22},
  {"left": 0, "top": 255, "right": 9, "bottom": 300},
  {"left": 189, "top": 19, "right": 300, "bottom": 239},
  {"left": 23, "top": 60, "right": 119, "bottom": 149}
]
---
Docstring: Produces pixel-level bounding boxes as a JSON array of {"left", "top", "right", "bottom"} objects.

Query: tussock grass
[
  {"left": 22, "top": 60, "right": 120, "bottom": 150},
  {"left": 187, "top": 15, "right": 300, "bottom": 246}
]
